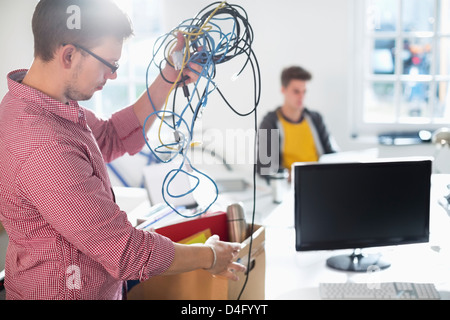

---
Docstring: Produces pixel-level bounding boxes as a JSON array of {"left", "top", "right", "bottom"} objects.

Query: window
[
  {"left": 82, "top": 0, "right": 163, "bottom": 118},
  {"left": 80, "top": 0, "right": 163, "bottom": 188},
  {"left": 352, "top": 0, "right": 450, "bottom": 137}
]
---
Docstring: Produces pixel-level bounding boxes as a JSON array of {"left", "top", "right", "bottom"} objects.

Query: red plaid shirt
[{"left": 0, "top": 69, "right": 175, "bottom": 300}]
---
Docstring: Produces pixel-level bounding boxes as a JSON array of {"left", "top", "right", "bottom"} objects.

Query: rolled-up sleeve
[
  {"left": 85, "top": 106, "right": 146, "bottom": 163},
  {"left": 17, "top": 140, "right": 175, "bottom": 281}
]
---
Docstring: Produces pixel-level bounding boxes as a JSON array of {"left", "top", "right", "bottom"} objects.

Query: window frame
[
  {"left": 351, "top": 0, "right": 450, "bottom": 138},
  {"left": 82, "top": 0, "right": 163, "bottom": 118}
]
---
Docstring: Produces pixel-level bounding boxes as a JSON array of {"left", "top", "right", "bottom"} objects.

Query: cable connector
[
  {"left": 174, "top": 130, "right": 182, "bottom": 143},
  {"left": 171, "top": 50, "right": 184, "bottom": 70}
]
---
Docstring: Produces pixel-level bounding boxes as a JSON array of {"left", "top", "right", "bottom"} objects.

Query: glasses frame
[{"left": 64, "top": 43, "right": 119, "bottom": 74}]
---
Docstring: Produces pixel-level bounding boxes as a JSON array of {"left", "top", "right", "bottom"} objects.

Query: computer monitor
[{"left": 293, "top": 157, "right": 432, "bottom": 272}]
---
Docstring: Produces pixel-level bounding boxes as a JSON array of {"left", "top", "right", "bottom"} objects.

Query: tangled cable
[{"left": 142, "top": 1, "right": 261, "bottom": 220}]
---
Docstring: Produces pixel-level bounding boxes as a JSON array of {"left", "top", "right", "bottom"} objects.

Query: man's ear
[{"left": 60, "top": 45, "right": 77, "bottom": 70}]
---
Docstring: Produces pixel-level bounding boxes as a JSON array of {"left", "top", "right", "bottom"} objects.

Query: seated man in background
[{"left": 257, "top": 65, "right": 338, "bottom": 181}]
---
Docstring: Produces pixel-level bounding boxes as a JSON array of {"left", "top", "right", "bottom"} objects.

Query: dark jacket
[{"left": 256, "top": 107, "right": 338, "bottom": 177}]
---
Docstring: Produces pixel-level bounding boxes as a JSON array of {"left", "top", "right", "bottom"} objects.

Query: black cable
[
  {"left": 145, "top": 1, "right": 261, "bottom": 299},
  {"left": 236, "top": 95, "right": 258, "bottom": 301},
  {"left": 192, "top": 2, "right": 260, "bottom": 300}
]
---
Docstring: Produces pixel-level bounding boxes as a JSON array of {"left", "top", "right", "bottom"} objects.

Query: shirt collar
[
  {"left": 7, "top": 69, "right": 87, "bottom": 127},
  {"left": 277, "top": 107, "right": 306, "bottom": 124}
]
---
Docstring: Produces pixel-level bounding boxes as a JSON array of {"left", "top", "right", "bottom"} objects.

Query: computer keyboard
[{"left": 319, "top": 282, "right": 441, "bottom": 300}]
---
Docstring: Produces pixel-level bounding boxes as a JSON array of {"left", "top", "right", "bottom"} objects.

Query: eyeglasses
[{"left": 64, "top": 43, "right": 119, "bottom": 74}]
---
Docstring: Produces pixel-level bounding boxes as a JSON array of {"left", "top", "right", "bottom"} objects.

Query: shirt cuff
[{"left": 110, "top": 106, "right": 145, "bottom": 156}]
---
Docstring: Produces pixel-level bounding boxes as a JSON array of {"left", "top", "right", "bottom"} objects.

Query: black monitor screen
[{"left": 294, "top": 158, "right": 432, "bottom": 268}]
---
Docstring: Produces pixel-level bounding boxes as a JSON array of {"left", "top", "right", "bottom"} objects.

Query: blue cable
[{"left": 142, "top": 2, "right": 259, "bottom": 219}]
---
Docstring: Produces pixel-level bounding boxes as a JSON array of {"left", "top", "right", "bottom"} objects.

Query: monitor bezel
[{"left": 293, "top": 157, "right": 432, "bottom": 252}]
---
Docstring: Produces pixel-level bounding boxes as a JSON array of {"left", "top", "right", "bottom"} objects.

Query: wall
[
  {"left": 162, "top": 0, "right": 357, "bottom": 156},
  {"left": 161, "top": 0, "right": 450, "bottom": 172},
  {"left": 0, "top": 0, "right": 37, "bottom": 98}
]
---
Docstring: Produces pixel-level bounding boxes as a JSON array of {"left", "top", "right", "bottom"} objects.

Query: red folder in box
[{"left": 155, "top": 211, "right": 229, "bottom": 243}]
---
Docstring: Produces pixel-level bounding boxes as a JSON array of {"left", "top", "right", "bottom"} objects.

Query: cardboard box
[{"left": 127, "top": 224, "right": 265, "bottom": 300}]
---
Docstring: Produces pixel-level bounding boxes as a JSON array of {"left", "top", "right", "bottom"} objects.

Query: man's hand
[
  {"left": 163, "top": 32, "right": 203, "bottom": 86},
  {"left": 133, "top": 31, "right": 204, "bottom": 129},
  {"left": 204, "top": 235, "right": 246, "bottom": 281}
]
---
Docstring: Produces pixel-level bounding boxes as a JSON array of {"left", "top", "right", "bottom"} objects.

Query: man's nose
[{"left": 107, "top": 71, "right": 118, "bottom": 80}]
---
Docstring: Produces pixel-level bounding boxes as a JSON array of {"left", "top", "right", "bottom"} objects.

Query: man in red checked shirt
[{"left": 0, "top": 0, "right": 245, "bottom": 300}]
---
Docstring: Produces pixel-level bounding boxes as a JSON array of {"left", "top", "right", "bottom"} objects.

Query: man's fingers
[
  {"left": 229, "top": 261, "right": 246, "bottom": 273},
  {"left": 172, "top": 31, "right": 185, "bottom": 53},
  {"left": 215, "top": 262, "right": 247, "bottom": 281}
]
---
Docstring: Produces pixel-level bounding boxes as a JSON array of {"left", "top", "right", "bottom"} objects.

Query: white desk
[
  {"left": 262, "top": 174, "right": 450, "bottom": 300},
  {"left": 115, "top": 174, "right": 450, "bottom": 300}
]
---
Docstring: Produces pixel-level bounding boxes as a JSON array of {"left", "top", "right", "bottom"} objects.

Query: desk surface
[
  {"left": 120, "top": 174, "right": 450, "bottom": 300},
  {"left": 262, "top": 174, "right": 450, "bottom": 300}
]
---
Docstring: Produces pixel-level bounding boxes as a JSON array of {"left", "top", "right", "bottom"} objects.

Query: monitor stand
[{"left": 326, "top": 249, "right": 391, "bottom": 272}]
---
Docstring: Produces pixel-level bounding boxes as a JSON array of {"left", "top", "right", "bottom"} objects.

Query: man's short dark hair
[
  {"left": 32, "top": 0, "right": 134, "bottom": 62},
  {"left": 281, "top": 66, "right": 312, "bottom": 88}
]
